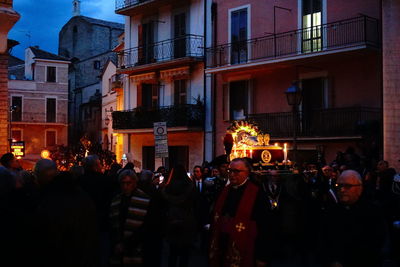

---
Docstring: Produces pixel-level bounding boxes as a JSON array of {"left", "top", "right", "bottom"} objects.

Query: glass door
[{"left": 302, "top": 0, "right": 322, "bottom": 53}]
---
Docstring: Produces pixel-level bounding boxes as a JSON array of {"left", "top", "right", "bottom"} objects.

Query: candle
[
  {"left": 250, "top": 149, "right": 253, "bottom": 158},
  {"left": 283, "top": 143, "right": 287, "bottom": 163}
]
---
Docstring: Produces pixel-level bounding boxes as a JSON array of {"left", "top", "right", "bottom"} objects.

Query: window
[
  {"left": 174, "top": 79, "right": 187, "bottom": 105},
  {"left": 46, "top": 66, "right": 56, "bottom": 82},
  {"left": 302, "top": 0, "right": 322, "bottom": 53},
  {"left": 229, "top": 80, "right": 249, "bottom": 120},
  {"left": 46, "top": 98, "right": 56, "bottom": 123},
  {"left": 93, "top": 60, "right": 101, "bottom": 70},
  {"left": 141, "top": 83, "right": 159, "bottom": 109},
  {"left": 11, "top": 96, "right": 22, "bottom": 122},
  {"left": 11, "top": 129, "right": 22, "bottom": 141},
  {"left": 301, "top": 77, "right": 327, "bottom": 132},
  {"left": 46, "top": 130, "right": 56, "bottom": 147},
  {"left": 138, "top": 22, "right": 154, "bottom": 64},
  {"left": 231, "top": 8, "right": 248, "bottom": 64},
  {"left": 174, "top": 13, "right": 187, "bottom": 58}
]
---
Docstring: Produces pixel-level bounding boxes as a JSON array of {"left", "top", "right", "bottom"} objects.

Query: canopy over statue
[{"left": 224, "top": 121, "right": 287, "bottom": 167}]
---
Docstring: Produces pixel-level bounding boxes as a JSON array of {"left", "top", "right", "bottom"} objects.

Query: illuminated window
[{"left": 302, "top": 0, "right": 322, "bottom": 53}]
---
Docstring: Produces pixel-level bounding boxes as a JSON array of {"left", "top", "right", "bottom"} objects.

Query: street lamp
[{"left": 285, "top": 81, "right": 302, "bottom": 164}]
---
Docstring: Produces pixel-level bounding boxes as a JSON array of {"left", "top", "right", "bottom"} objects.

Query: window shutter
[
  {"left": 138, "top": 24, "right": 143, "bottom": 63},
  {"left": 222, "top": 83, "right": 229, "bottom": 121},
  {"left": 325, "top": 76, "right": 333, "bottom": 108},
  {"left": 248, "top": 79, "right": 254, "bottom": 115}
]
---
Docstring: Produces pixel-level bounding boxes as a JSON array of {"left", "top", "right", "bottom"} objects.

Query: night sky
[{"left": 9, "top": 0, "right": 124, "bottom": 59}]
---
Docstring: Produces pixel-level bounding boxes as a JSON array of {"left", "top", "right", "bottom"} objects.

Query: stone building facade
[
  {"left": 58, "top": 14, "right": 123, "bottom": 144},
  {"left": 383, "top": 0, "right": 400, "bottom": 171},
  {"left": 8, "top": 47, "right": 69, "bottom": 164},
  {"left": 0, "top": 0, "right": 19, "bottom": 154}
]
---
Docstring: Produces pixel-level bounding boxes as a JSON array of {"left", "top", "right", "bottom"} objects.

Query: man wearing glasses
[
  {"left": 209, "top": 158, "right": 268, "bottom": 267},
  {"left": 321, "top": 170, "right": 387, "bottom": 267}
]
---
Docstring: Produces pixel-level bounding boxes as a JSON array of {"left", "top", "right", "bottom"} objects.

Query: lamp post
[{"left": 285, "top": 81, "right": 302, "bottom": 164}]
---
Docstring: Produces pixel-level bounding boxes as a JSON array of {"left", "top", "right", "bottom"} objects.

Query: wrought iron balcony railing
[
  {"left": 112, "top": 104, "right": 204, "bottom": 130},
  {"left": 115, "top": 0, "right": 151, "bottom": 11},
  {"left": 247, "top": 107, "right": 381, "bottom": 138},
  {"left": 206, "top": 16, "right": 380, "bottom": 68},
  {"left": 110, "top": 74, "right": 122, "bottom": 91},
  {"left": 117, "top": 34, "right": 204, "bottom": 69}
]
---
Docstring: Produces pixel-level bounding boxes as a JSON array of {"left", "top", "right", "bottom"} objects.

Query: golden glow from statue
[{"left": 227, "top": 121, "right": 282, "bottom": 161}]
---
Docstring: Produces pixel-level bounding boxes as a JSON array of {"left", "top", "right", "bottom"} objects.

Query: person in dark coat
[
  {"left": 80, "top": 155, "right": 113, "bottom": 267},
  {"left": 30, "top": 161, "right": 98, "bottom": 267},
  {"left": 320, "top": 170, "right": 387, "bottom": 267},
  {"left": 139, "top": 170, "right": 166, "bottom": 267},
  {"left": 260, "top": 170, "right": 307, "bottom": 266},
  {"left": 209, "top": 158, "right": 270, "bottom": 267},
  {"left": 162, "top": 165, "right": 197, "bottom": 267}
]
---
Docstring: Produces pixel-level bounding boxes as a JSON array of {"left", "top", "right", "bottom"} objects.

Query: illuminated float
[{"left": 223, "top": 121, "right": 289, "bottom": 167}]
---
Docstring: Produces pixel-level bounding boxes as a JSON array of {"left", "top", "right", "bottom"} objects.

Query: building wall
[
  {"left": 129, "top": 131, "right": 204, "bottom": 171},
  {"left": 8, "top": 55, "right": 69, "bottom": 160},
  {"left": 127, "top": 0, "right": 204, "bottom": 50},
  {"left": 214, "top": 0, "right": 380, "bottom": 46},
  {"left": 101, "top": 61, "right": 118, "bottom": 153},
  {"left": 59, "top": 17, "right": 123, "bottom": 60},
  {"left": 213, "top": 53, "right": 381, "bottom": 159},
  {"left": 383, "top": 0, "right": 400, "bottom": 170},
  {"left": 0, "top": 54, "right": 9, "bottom": 154},
  {"left": 58, "top": 16, "right": 123, "bottom": 144}
]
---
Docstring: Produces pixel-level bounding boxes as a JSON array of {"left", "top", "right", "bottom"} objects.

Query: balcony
[
  {"left": 11, "top": 112, "right": 67, "bottom": 125},
  {"left": 115, "top": 0, "right": 170, "bottom": 16},
  {"left": 206, "top": 16, "right": 380, "bottom": 70},
  {"left": 117, "top": 34, "right": 203, "bottom": 73},
  {"left": 112, "top": 104, "right": 204, "bottom": 130},
  {"left": 247, "top": 107, "right": 381, "bottom": 139},
  {"left": 110, "top": 74, "right": 122, "bottom": 91}
]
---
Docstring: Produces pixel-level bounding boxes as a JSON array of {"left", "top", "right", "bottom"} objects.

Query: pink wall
[
  {"left": 213, "top": 52, "right": 381, "bottom": 156},
  {"left": 214, "top": 0, "right": 381, "bottom": 46}
]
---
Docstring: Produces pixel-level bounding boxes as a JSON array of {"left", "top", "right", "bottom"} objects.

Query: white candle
[
  {"left": 283, "top": 143, "right": 287, "bottom": 163},
  {"left": 250, "top": 149, "right": 253, "bottom": 158}
]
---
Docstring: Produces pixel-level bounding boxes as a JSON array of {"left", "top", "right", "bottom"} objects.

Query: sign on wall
[
  {"left": 11, "top": 141, "right": 25, "bottom": 158},
  {"left": 153, "top": 122, "right": 169, "bottom": 158}
]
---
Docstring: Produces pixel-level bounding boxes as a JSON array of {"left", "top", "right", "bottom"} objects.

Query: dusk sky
[{"left": 9, "top": 0, "right": 124, "bottom": 59}]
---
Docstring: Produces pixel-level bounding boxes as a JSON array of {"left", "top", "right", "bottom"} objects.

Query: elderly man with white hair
[{"left": 321, "top": 170, "right": 387, "bottom": 267}]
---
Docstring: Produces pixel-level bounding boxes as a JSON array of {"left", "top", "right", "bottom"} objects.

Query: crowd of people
[{"left": 0, "top": 150, "right": 399, "bottom": 267}]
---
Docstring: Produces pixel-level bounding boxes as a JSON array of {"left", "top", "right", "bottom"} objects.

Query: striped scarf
[{"left": 110, "top": 189, "right": 150, "bottom": 267}]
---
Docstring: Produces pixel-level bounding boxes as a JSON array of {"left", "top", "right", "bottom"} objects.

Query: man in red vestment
[{"left": 209, "top": 158, "right": 268, "bottom": 267}]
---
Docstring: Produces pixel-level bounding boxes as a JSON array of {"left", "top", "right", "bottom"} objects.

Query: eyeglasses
[
  {"left": 227, "top": 168, "right": 246, "bottom": 174},
  {"left": 335, "top": 183, "right": 362, "bottom": 190}
]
